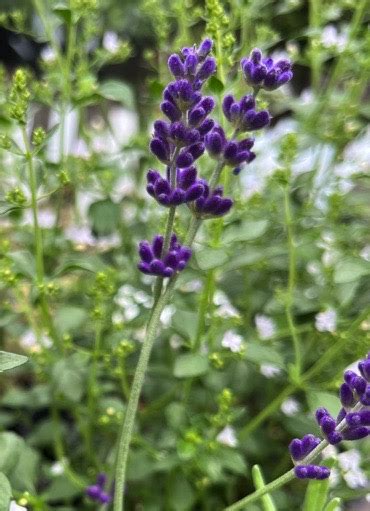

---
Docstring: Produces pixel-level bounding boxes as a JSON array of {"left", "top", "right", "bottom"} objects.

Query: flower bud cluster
[
  {"left": 85, "top": 473, "right": 111, "bottom": 504},
  {"left": 241, "top": 48, "right": 293, "bottom": 91},
  {"left": 289, "top": 352, "right": 370, "bottom": 480},
  {"left": 138, "top": 235, "right": 192, "bottom": 278}
]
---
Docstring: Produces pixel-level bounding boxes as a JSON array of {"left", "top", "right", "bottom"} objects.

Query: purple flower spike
[
  {"left": 294, "top": 465, "right": 330, "bottom": 480},
  {"left": 86, "top": 485, "right": 101, "bottom": 499},
  {"left": 196, "top": 57, "right": 216, "bottom": 81},
  {"left": 343, "top": 427, "right": 370, "bottom": 441},
  {"left": 99, "top": 492, "right": 112, "bottom": 504},
  {"left": 241, "top": 48, "right": 293, "bottom": 91},
  {"left": 138, "top": 235, "right": 192, "bottom": 278},
  {"left": 198, "top": 38, "right": 213, "bottom": 58},
  {"left": 347, "top": 410, "right": 370, "bottom": 426}
]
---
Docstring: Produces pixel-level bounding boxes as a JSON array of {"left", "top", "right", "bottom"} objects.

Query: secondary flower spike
[
  {"left": 86, "top": 473, "right": 112, "bottom": 504},
  {"left": 289, "top": 352, "right": 370, "bottom": 480},
  {"left": 241, "top": 48, "right": 293, "bottom": 91},
  {"left": 138, "top": 234, "right": 192, "bottom": 278}
]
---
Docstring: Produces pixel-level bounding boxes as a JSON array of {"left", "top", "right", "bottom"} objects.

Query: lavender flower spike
[
  {"left": 289, "top": 351, "right": 370, "bottom": 480},
  {"left": 86, "top": 473, "right": 112, "bottom": 504},
  {"left": 241, "top": 48, "right": 293, "bottom": 91}
]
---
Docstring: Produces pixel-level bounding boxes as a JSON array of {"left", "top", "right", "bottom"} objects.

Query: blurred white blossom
[
  {"left": 255, "top": 314, "right": 276, "bottom": 340},
  {"left": 216, "top": 426, "right": 237, "bottom": 447},
  {"left": 221, "top": 330, "right": 243, "bottom": 353},
  {"left": 315, "top": 309, "right": 337, "bottom": 333},
  {"left": 321, "top": 25, "right": 348, "bottom": 51},
  {"left": 260, "top": 363, "right": 281, "bottom": 378},
  {"left": 10, "top": 502, "right": 27, "bottom": 511},
  {"left": 103, "top": 31, "right": 120, "bottom": 53},
  {"left": 281, "top": 398, "right": 300, "bottom": 416}
]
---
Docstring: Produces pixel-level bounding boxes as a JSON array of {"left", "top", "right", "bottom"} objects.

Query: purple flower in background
[
  {"left": 241, "top": 48, "right": 293, "bottom": 91},
  {"left": 194, "top": 184, "right": 233, "bottom": 218},
  {"left": 86, "top": 473, "right": 112, "bottom": 504},
  {"left": 138, "top": 234, "right": 192, "bottom": 278},
  {"left": 222, "top": 94, "right": 270, "bottom": 132},
  {"left": 289, "top": 352, "right": 370, "bottom": 479}
]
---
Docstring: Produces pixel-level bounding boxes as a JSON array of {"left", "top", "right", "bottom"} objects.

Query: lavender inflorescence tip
[
  {"left": 138, "top": 234, "right": 192, "bottom": 278},
  {"left": 289, "top": 352, "right": 370, "bottom": 480},
  {"left": 86, "top": 473, "right": 112, "bottom": 504},
  {"left": 241, "top": 48, "right": 293, "bottom": 91}
]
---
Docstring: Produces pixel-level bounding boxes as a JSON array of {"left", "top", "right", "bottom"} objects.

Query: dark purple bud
[
  {"left": 294, "top": 465, "right": 330, "bottom": 480},
  {"left": 161, "top": 101, "right": 182, "bottom": 122},
  {"left": 185, "top": 54, "right": 198, "bottom": 75},
  {"left": 343, "top": 427, "right": 370, "bottom": 441},
  {"left": 250, "top": 48, "right": 262, "bottom": 63},
  {"left": 275, "top": 59, "right": 292, "bottom": 72},
  {"left": 164, "top": 250, "right": 179, "bottom": 269},
  {"left": 301, "top": 434, "right": 321, "bottom": 456},
  {"left": 344, "top": 370, "right": 358, "bottom": 387},
  {"left": 154, "top": 178, "right": 171, "bottom": 196},
  {"left": 147, "top": 169, "right": 160, "bottom": 184},
  {"left": 99, "top": 492, "right": 112, "bottom": 504},
  {"left": 86, "top": 485, "right": 102, "bottom": 499},
  {"left": 224, "top": 141, "right": 238, "bottom": 161},
  {"left": 189, "top": 107, "right": 206, "bottom": 127},
  {"left": 170, "top": 188, "right": 185, "bottom": 205},
  {"left": 222, "top": 95, "right": 235, "bottom": 121},
  {"left": 139, "top": 241, "right": 153, "bottom": 263},
  {"left": 198, "top": 118, "right": 215, "bottom": 136},
  {"left": 337, "top": 407, "right": 347, "bottom": 424},
  {"left": 340, "top": 383, "right": 355, "bottom": 407},
  {"left": 214, "top": 198, "right": 233, "bottom": 216},
  {"left": 205, "top": 132, "right": 224, "bottom": 156},
  {"left": 240, "top": 95, "right": 256, "bottom": 113},
  {"left": 277, "top": 71, "right": 293, "bottom": 86},
  {"left": 187, "top": 142, "right": 205, "bottom": 160},
  {"left": 316, "top": 466, "right": 331, "bottom": 480},
  {"left": 196, "top": 57, "right": 216, "bottom": 80},
  {"left": 178, "top": 166, "right": 197, "bottom": 188},
  {"left": 138, "top": 261, "right": 151, "bottom": 274},
  {"left": 320, "top": 415, "right": 336, "bottom": 435},
  {"left": 263, "top": 70, "right": 278, "bottom": 90},
  {"left": 198, "top": 38, "right": 213, "bottom": 58},
  {"left": 185, "top": 183, "right": 204, "bottom": 201},
  {"left": 229, "top": 103, "right": 240, "bottom": 122},
  {"left": 360, "top": 385, "right": 370, "bottom": 406},
  {"left": 251, "top": 64, "right": 267, "bottom": 84},
  {"left": 150, "top": 259, "right": 166, "bottom": 275},
  {"left": 179, "top": 246, "right": 192, "bottom": 262},
  {"left": 96, "top": 473, "right": 107, "bottom": 488},
  {"left": 150, "top": 138, "right": 170, "bottom": 163},
  {"left": 199, "top": 96, "right": 215, "bottom": 114},
  {"left": 168, "top": 54, "right": 185, "bottom": 78},
  {"left": 358, "top": 359, "right": 370, "bottom": 381},
  {"left": 347, "top": 410, "right": 370, "bottom": 426},
  {"left": 170, "top": 121, "right": 187, "bottom": 143},
  {"left": 289, "top": 439, "right": 303, "bottom": 460},
  {"left": 177, "top": 80, "right": 194, "bottom": 102},
  {"left": 247, "top": 110, "right": 270, "bottom": 130},
  {"left": 152, "top": 235, "right": 163, "bottom": 258},
  {"left": 154, "top": 120, "right": 170, "bottom": 138},
  {"left": 327, "top": 431, "right": 342, "bottom": 445},
  {"left": 163, "top": 267, "right": 174, "bottom": 278},
  {"left": 176, "top": 151, "right": 194, "bottom": 168},
  {"left": 315, "top": 408, "right": 329, "bottom": 423},
  {"left": 238, "top": 138, "right": 255, "bottom": 151}
]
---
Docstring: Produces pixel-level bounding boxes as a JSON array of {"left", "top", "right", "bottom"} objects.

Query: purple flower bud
[
  {"left": 347, "top": 410, "right": 370, "bottom": 426},
  {"left": 86, "top": 485, "right": 102, "bottom": 499},
  {"left": 198, "top": 118, "right": 215, "bottom": 136},
  {"left": 176, "top": 151, "right": 194, "bottom": 168},
  {"left": 238, "top": 138, "right": 255, "bottom": 151},
  {"left": 358, "top": 359, "right": 370, "bottom": 381},
  {"left": 289, "top": 439, "right": 303, "bottom": 460},
  {"left": 230, "top": 103, "right": 240, "bottom": 121},
  {"left": 99, "top": 492, "right": 112, "bottom": 504},
  {"left": 199, "top": 96, "right": 215, "bottom": 114},
  {"left": 343, "top": 427, "right": 370, "bottom": 441},
  {"left": 185, "top": 54, "right": 198, "bottom": 75},
  {"left": 161, "top": 100, "right": 182, "bottom": 121},
  {"left": 150, "top": 259, "right": 166, "bottom": 274},
  {"left": 294, "top": 465, "right": 330, "bottom": 480},
  {"left": 340, "top": 383, "right": 355, "bottom": 407},
  {"left": 154, "top": 120, "right": 170, "bottom": 138},
  {"left": 320, "top": 415, "right": 336, "bottom": 435},
  {"left": 315, "top": 408, "right": 329, "bottom": 423},
  {"left": 187, "top": 142, "right": 205, "bottom": 160},
  {"left": 327, "top": 431, "right": 342, "bottom": 445},
  {"left": 205, "top": 131, "right": 224, "bottom": 156},
  {"left": 185, "top": 183, "right": 204, "bottom": 201},
  {"left": 152, "top": 235, "right": 163, "bottom": 258},
  {"left": 360, "top": 385, "right": 370, "bottom": 406},
  {"left": 222, "top": 95, "right": 234, "bottom": 121},
  {"left": 196, "top": 57, "right": 216, "bottom": 80},
  {"left": 337, "top": 407, "right": 347, "bottom": 424},
  {"left": 243, "top": 110, "right": 270, "bottom": 130},
  {"left": 138, "top": 261, "right": 151, "bottom": 274},
  {"left": 198, "top": 38, "right": 213, "bottom": 58},
  {"left": 251, "top": 48, "right": 262, "bottom": 63},
  {"left": 139, "top": 241, "right": 153, "bottom": 263},
  {"left": 150, "top": 138, "right": 170, "bottom": 163},
  {"left": 224, "top": 141, "right": 238, "bottom": 161},
  {"left": 168, "top": 54, "right": 185, "bottom": 78},
  {"left": 301, "top": 434, "right": 321, "bottom": 456},
  {"left": 189, "top": 107, "right": 206, "bottom": 127}
]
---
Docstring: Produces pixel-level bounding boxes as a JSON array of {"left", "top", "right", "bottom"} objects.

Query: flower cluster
[
  {"left": 138, "top": 41, "right": 292, "bottom": 278},
  {"left": 138, "top": 234, "right": 192, "bottom": 278},
  {"left": 85, "top": 473, "right": 112, "bottom": 504},
  {"left": 289, "top": 353, "right": 370, "bottom": 479},
  {"left": 241, "top": 48, "right": 293, "bottom": 91}
]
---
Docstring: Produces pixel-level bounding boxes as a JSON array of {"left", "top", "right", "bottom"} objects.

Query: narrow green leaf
[
  {"left": 0, "top": 473, "right": 11, "bottom": 511},
  {"left": 252, "top": 465, "right": 277, "bottom": 511},
  {"left": 0, "top": 351, "right": 28, "bottom": 373},
  {"left": 324, "top": 498, "right": 342, "bottom": 511},
  {"left": 174, "top": 354, "right": 209, "bottom": 378},
  {"left": 196, "top": 247, "right": 229, "bottom": 270},
  {"left": 99, "top": 80, "right": 134, "bottom": 109}
]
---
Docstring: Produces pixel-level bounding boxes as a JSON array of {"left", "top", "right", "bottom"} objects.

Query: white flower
[
  {"left": 343, "top": 468, "right": 367, "bottom": 489},
  {"left": 10, "top": 502, "right": 27, "bottom": 511},
  {"left": 50, "top": 461, "right": 65, "bottom": 476},
  {"left": 260, "top": 363, "right": 281, "bottom": 378},
  {"left": 306, "top": 261, "right": 321, "bottom": 275},
  {"left": 103, "top": 31, "right": 120, "bottom": 53},
  {"left": 322, "top": 445, "right": 337, "bottom": 459},
  {"left": 255, "top": 314, "right": 276, "bottom": 340},
  {"left": 315, "top": 309, "right": 337, "bottom": 333},
  {"left": 20, "top": 330, "right": 52, "bottom": 350},
  {"left": 321, "top": 25, "right": 348, "bottom": 51},
  {"left": 221, "top": 330, "right": 243, "bottom": 353},
  {"left": 40, "top": 46, "right": 56, "bottom": 62},
  {"left": 214, "top": 291, "right": 239, "bottom": 318},
  {"left": 123, "top": 304, "right": 140, "bottom": 321},
  {"left": 216, "top": 426, "right": 237, "bottom": 447},
  {"left": 169, "top": 335, "right": 182, "bottom": 350},
  {"left": 280, "top": 397, "right": 300, "bottom": 416},
  {"left": 23, "top": 208, "right": 56, "bottom": 229},
  {"left": 64, "top": 225, "right": 95, "bottom": 246},
  {"left": 360, "top": 245, "right": 370, "bottom": 262},
  {"left": 160, "top": 305, "right": 175, "bottom": 327},
  {"left": 181, "top": 279, "right": 203, "bottom": 293},
  {"left": 338, "top": 449, "right": 361, "bottom": 471}
]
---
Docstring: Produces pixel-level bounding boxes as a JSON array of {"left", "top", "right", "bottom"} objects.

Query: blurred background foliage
[{"left": 0, "top": 0, "right": 369, "bottom": 509}]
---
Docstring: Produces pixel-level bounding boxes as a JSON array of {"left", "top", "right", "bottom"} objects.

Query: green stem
[
  {"left": 113, "top": 218, "right": 201, "bottom": 511},
  {"left": 284, "top": 185, "right": 301, "bottom": 377},
  {"left": 308, "top": 0, "right": 321, "bottom": 91}
]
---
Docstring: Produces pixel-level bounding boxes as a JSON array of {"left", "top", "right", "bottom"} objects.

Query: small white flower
[
  {"left": 328, "top": 467, "right": 340, "bottom": 488},
  {"left": 103, "top": 31, "right": 120, "bottom": 53},
  {"left": 280, "top": 397, "right": 300, "bottom": 416},
  {"left": 315, "top": 309, "right": 337, "bottom": 333},
  {"left": 169, "top": 335, "right": 182, "bottom": 350},
  {"left": 19, "top": 330, "right": 52, "bottom": 350},
  {"left": 221, "top": 330, "right": 243, "bottom": 353},
  {"left": 343, "top": 468, "right": 367, "bottom": 489},
  {"left": 322, "top": 444, "right": 337, "bottom": 459},
  {"left": 255, "top": 314, "right": 276, "bottom": 340},
  {"left": 123, "top": 304, "right": 140, "bottom": 321},
  {"left": 216, "top": 426, "right": 237, "bottom": 447},
  {"left": 40, "top": 46, "right": 56, "bottom": 62},
  {"left": 338, "top": 449, "right": 361, "bottom": 471},
  {"left": 160, "top": 305, "right": 175, "bottom": 327},
  {"left": 306, "top": 261, "right": 321, "bottom": 275},
  {"left": 260, "top": 363, "right": 281, "bottom": 378},
  {"left": 214, "top": 290, "right": 239, "bottom": 318},
  {"left": 10, "top": 502, "right": 27, "bottom": 511},
  {"left": 50, "top": 461, "right": 65, "bottom": 476},
  {"left": 321, "top": 25, "right": 348, "bottom": 52},
  {"left": 366, "top": 493, "right": 370, "bottom": 502},
  {"left": 64, "top": 225, "right": 95, "bottom": 247},
  {"left": 112, "top": 311, "right": 124, "bottom": 325},
  {"left": 360, "top": 245, "right": 370, "bottom": 262},
  {"left": 181, "top": 279, "right": 203, "bottom": 293}
]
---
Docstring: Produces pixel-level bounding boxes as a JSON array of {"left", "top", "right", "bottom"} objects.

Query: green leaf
[
  {"left": 306, "top": 391, "right": 339, "bottom": 419},
  {"left": 54, "top": 254, "right": 106, "bottom": 276},
  {"left": 88, "top": 199, "right": 120, "bottom": 236},
  {"left": 167, "top": 472, "right": 195, "bottom": 511},
  {"left": 302, "top": 459, "right": 335, "bottom": 511},
  {"left": 172, "top": 310, "right": 198, "bottom": 338},
  {"left": 324, "top": 498, "right": 342, "bottom": 511},
  {"left": 221, "top": 451, "right": 247, "bottom": 476},
  {"left": 41, "top": 476, "right": 82, "bottom": 502},
  {"left": 9, "top": 444, "right": 39, "bottom": 492},
  {"left": 53, "top": 3, "right": 72, "bottom": 24},
  {"left": 54, "top": 306, "right": 88, "bottom": 334},
  {"left": 99, "top": 80, "right": 134, "bottom": 109},
  {"left": 0, "top": 351, "right": 28, "bottom": 373},
  {"left": 252, "top": 465, "right": 277, "bottom": 511},
  {"left": 52, "top": 353, "right": 89, "bottom": 402},
  {"left": 334, "top": 258, "right": 370, "bottom": 284},
  {"left": 174, "top": 353, "right": 209, "bottom": 378},
  {"left": 222, "top": 220, "right": 269, "bottom": 244},
  {"left": 245, "top": 343, "right": 284, "bottom": 368},
  {"left": 207, "top": 75, "right": 224, "bottom": 93},
  {"left": 9, "top": 250, "right": 36, "bottom": 279},
  {"left": 196, "top": 247, "right": 229, "bottom": 270},
  {"left": 0, "top": 432, "right": 24, "bottom": 474},
  {"left": 0, "top": 473, "right": 11, "bottom": 511}
]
